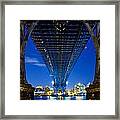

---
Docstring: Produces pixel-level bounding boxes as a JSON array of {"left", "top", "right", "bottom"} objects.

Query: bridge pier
[
  {"left": 20, "top": 21, "right": 38, "bottom": 100},
  {"left": 20, "top": 83, "right": 35, "bottom": 100},
  {"left": 54, "top": 84, "right": 66, "bottom": 95}
]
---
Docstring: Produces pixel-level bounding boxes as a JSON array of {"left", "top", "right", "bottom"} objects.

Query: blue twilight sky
[{"left": 25, "top": 36, "right": 96, "bottom": 89}]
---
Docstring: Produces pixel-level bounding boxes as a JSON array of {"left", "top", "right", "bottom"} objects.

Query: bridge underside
[{"left": 25, "top": 20, "right": 98, "bottom": 92}]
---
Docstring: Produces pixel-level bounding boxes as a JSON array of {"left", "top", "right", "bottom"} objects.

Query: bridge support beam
[
  {"left": 54, "top": 85, "right": 66, "bottom": 95},
  {"left": 20, "top": 21, "right": 38, "bottom": 100},
  {"left": 84, "top": 21, "right": 100, "bottom": 100}
]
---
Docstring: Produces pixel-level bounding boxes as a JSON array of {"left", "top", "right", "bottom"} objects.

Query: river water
[{"left": 34, "top": 95, "right": 86, "bottom": 100}]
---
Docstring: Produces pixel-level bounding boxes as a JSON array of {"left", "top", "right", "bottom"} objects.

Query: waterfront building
[{"left": 74, "top": 83, "right": 86, "bottom": 96}]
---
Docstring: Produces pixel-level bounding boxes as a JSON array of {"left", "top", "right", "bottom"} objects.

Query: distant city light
[
  {"left": 86, "top": 82, "right": 91, "bottom": 87},
  {"left": 78, "top": 82, "right": 81, "bottom": 86}
]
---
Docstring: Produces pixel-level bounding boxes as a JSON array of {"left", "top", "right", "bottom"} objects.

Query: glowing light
[
  {"left": 47, "top": 55, "right": 49, "bottom": 58},
  {"left": 78, "top": 82, "right": 81, "bottom": 86},
  {"left": 44, "top": 48, "right": 47, "bottom": 52},
  {"left": 63, "top": 28, "right": 65, "bottom": 30},
  {"left": 86, "top": 82, "right": 91, "bottom": 87},
  {"left": 50, "top": 74, "right": 53, "bottom": 77},
  {"left": 66, "top": 81, "right": 68, "bottom": 85},
  {"left": 52, "top": 81, "right": 54, "bottom": 85}
]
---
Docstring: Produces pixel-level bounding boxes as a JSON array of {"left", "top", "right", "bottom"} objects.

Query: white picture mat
[{"left": 5, "top": 5, "right": 115, "bottom": 115}]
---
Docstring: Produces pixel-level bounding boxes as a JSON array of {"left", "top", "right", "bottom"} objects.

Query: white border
[{"left": 5, "top": 5, "right": 115, "bottom": 115}]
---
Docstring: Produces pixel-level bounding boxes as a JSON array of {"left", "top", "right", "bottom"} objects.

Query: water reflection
[{"left": 34, "top": 95, "right": 86, "bottom": 100}]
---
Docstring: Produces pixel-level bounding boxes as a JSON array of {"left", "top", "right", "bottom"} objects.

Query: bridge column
[
  {"left": 53, "top": 83, "right": 66, "bottom": 95},
  {"left": 84, "top": 21, "right": 100, "bottom": 100},
  {"left": 20, "top": 21, "right": 38, "bottom": 100}
]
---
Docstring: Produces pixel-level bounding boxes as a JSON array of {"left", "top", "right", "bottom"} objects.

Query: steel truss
[{"left": 25, "top": 20, "right": 99, "bottom": 92}]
